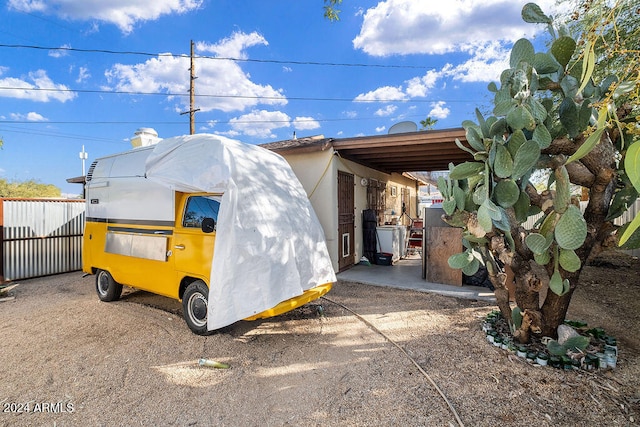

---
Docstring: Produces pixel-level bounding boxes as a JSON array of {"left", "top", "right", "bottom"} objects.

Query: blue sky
[{"left": 0, "top": 0, "right": 562, "bottom": 196}]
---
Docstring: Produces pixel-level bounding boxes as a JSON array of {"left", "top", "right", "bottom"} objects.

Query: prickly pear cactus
[{"left": 438, "top": 3, "right": 639, "bottom": 341}]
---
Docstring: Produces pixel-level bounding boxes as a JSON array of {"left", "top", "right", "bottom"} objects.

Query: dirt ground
[{"left": 1, "top": 251, "right": 638, "bottom": 427}]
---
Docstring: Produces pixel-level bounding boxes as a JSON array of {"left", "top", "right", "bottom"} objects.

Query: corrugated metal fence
[
  {"left": 613, "top": 199, "right": 640, "bottom": 257},
  {"left": 0, "top": 198, "right": 85, "bottom": 281}
]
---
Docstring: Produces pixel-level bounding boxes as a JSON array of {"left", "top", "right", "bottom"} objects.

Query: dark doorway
[{"left": 338, "top": 171, "right": 355, "bottom": 271}]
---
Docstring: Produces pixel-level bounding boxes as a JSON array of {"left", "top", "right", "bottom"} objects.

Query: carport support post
[
  {"left": 0, "top": 199, "right": 5, "bottom": 283},
  {"left": 422, "top": 207, "right": 427, "bottom": 280}
]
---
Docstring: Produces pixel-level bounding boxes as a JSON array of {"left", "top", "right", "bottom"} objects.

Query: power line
[
  {"left": 0, "top": 124, "right": 126, "bottom": 143},
  {"left": 0, "top": 115, "right": 418, "bottom": 125},
  {"left": 0, "top": 43, "right": 478, "bottom": 140},
  {"left": 0, "top": 43, "right": 435, "bottom": 70},
  {"left": 0, "top": 85, "right": 477, "bottom": 104},
  {"left": 0, "top": 43, "right": 483, "bottom": 104}
]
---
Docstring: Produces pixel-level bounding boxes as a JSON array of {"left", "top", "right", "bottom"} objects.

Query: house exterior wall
[
  {"left": 280, "top": 149, "right": 420, "bottom": 272},
  {"left": 334, "top": 157, "right": 418, "bottom": 266},
  {"left": 279, "top": 150, "right": 340, "bottom": 271},
  {"left": 383, "top": 173, "right": 420, "bottom": 225}
]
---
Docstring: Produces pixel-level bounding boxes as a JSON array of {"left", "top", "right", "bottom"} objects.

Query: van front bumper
[{"left": 244, "top": 282, "right": 333, "bottom": 321}]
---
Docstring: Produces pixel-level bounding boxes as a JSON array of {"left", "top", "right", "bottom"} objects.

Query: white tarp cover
[{"left": 145, "top": 134, "right": 336, "bottom": 330}]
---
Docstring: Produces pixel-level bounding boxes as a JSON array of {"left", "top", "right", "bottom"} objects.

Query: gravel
[{"left": 1, "top": 254, "right": 638, "bottom": 426}]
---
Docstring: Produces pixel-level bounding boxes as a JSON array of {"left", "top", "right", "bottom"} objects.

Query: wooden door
[{"left": 338, "top": 171, "right": 355, "bottom": 271}]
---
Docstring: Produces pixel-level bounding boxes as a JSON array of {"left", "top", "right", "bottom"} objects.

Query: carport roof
[{"left": 262, "top": 127, "right": 473, "bottom": 173}]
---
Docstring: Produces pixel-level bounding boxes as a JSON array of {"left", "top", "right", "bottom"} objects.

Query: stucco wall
[
  {"left": 279, "top": 149, "right": 339, "bottom": 270},
  {"left": 281, "top": 149, "right": 419, "bottom": 272},
  {"left": 382, "top": 172, "right": 420, "bottom": 225}
]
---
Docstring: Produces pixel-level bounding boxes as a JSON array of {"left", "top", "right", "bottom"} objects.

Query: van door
[{"left": 173, "top": 194, "right": 220, "bottom": 286}]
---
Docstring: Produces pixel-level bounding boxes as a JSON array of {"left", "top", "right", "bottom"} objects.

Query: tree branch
[
  {"left": 566, "top": 161, "right": 596, "bottom": 187},
  {"left": 543, "top": 135, "right": 584, "bottom": 157}
]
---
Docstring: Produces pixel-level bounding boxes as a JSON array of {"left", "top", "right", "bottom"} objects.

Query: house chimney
[{"left": 131, "top": 128, "right": 160, "bottom": 148}]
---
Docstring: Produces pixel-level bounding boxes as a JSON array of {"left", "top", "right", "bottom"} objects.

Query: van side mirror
[{"left": 201, "top": 218, "right": 216, "bottom": 233}]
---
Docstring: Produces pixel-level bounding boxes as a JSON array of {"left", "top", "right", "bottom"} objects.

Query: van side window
[{"left": 183, "top": 196, "right": 220, "bottom": 229}]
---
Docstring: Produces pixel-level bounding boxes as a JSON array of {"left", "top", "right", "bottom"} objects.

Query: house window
[{"left": 367, "top": 179, "right": 386, "bottom": 224}]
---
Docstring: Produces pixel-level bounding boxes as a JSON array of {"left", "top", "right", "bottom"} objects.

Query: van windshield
[{"left": 183, "top": 196, "right": 221, "bottom": 229}]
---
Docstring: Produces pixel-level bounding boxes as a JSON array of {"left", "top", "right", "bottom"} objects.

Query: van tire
[
  {"left": 96, "top": 269, "right": 123, "bottom": 302},
  {"left": 183, "top": 280, "right": 213, "bottom": 335}
]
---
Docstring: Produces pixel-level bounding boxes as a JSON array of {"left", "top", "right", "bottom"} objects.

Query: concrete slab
[{"left": 337, "top": 256, "right": 496, "bottom": 302}]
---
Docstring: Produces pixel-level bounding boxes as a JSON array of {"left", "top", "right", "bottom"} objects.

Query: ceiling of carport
[{"left": 331, "top": 127, "right": 473, "bottom": 173}]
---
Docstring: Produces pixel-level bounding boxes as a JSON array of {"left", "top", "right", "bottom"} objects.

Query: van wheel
[
  {"left": 96, "top": 269, "right": 123, "bottom": 302},
  {"left": 183, "top": 280, "right": 213, "bottom": 335}
]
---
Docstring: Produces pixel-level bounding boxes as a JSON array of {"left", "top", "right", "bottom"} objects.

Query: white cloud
[
  {"left": 105, "top": 54, "right": 186, "bottom": 94},
  {"left": 356, "top": 69, "right": 445, "bottom": 104},
  {"left": 293, "top": 116, "right": 320, "bottom": 130},
  {"left": 428, "top": 101, "right": 450, "bottom": 119},
  {"left": 201, "top": 119, "right": 218, "bottom": 130},
  {"left": 405, "top": 69, "right": 443, "bottom": 97},
  {"left": 105, "top": 32, "right": 286, "bottom": 113},
  {"left": 355, "top": 42, "right": 508, "bottom": 105},
  {"left": 8, "top": 0, "right": 203, "bottom": 34},
  {"left": 354, "top": 85, "right": 406, "bottom": 102},
  {"left": 229, "top": 110, "right": 290, "bottom": 139},
  {"left": 353, "top": 0, "right": 558, "bottom": 56},
  {"left": 49, "top": 44, "right": 71, "bottom": 58},
  {"left": 447, "top": 42, "right": 510, "bottom": 82},
  {"left": 0, "top": 69, "right": 76, "bottom": 102},
  {"left": 9, "top": 112, "right": 48, "bottom": 121},
  {"left": 375, "top": 105, "right": 397, "bottom": 117},
  {"left": 351, "top": 0, "right": 564, "bottom": 91},
  {"left": 375, "top": 126, "right": 386, "bottom": 133},
  {"left": 196, "top": 31, "right": 268, "bottom": 59},
  {"left": 76, "top": 66, "right": 90, "bottom": 83}
]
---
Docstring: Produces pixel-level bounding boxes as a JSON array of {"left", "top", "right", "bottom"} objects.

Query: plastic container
[
  {"left": 604, "top": 349, "right": 617, "bottom": 368},
  {"left": 585, "top": 354, "right": 599, "bottom": 371},
  {"left": 604, "top": 337, "right": 618, "bottom": 357},
  {"left": 536, "top": 353, "right": 549, "bottom": 366},
  {"left": 596, "top": 352, "right": 607, "bottom": 369},
  {"left": 374, "top": 252, "right": 393, "bottom": 266}
]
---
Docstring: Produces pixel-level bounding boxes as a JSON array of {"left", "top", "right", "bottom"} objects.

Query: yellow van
[{"left": 83, "top": 134, "right": 335, "bottom": 335}]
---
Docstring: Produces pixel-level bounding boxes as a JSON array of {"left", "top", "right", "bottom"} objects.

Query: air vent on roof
[
  {"left": 131, "top": 128, "right": 160, "bottom": 148},
  {"left": 85, "top": 160, "right": 98, "bottom": 182}
]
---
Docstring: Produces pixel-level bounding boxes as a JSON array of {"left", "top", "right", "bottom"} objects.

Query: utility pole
[
  {"left": 180, "top": 40, "right": 200, "bottom": 135},
  {"left": 79, "top": 145, "right": 88, "bottom": 175}
]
